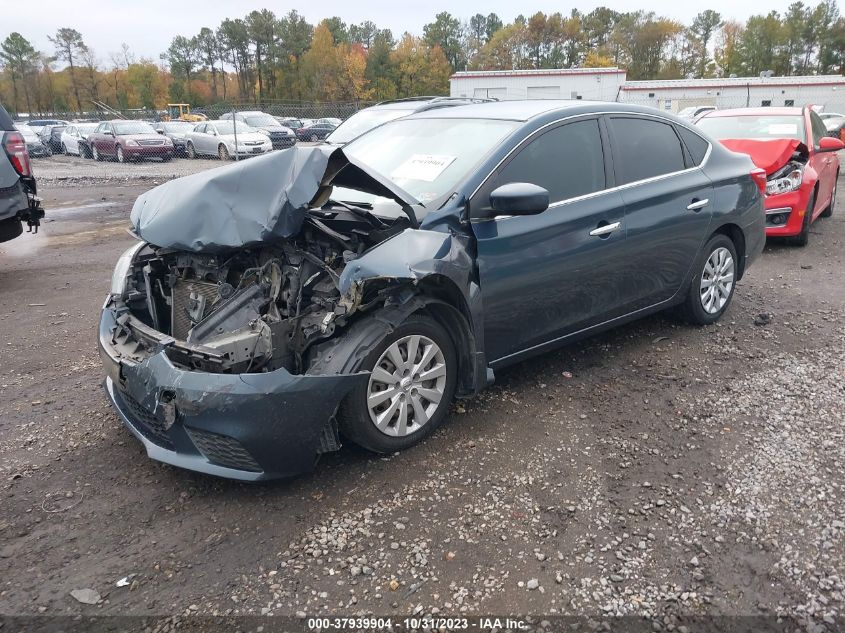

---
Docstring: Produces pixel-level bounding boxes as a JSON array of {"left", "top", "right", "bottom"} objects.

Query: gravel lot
[{"left": 0, "top": 176, "right": 843, "bottom": 630}]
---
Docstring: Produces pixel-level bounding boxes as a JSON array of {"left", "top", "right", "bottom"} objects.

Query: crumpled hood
[
  {"left": 130, "top": 145, "right": 419, "bottom": 252},
  {"left": 719, "top": 138, "right": 804, "bottom": 175}
]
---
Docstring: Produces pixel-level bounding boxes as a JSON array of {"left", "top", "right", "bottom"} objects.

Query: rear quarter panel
[{"left": 703, "top": 143, "right": 766, "bottom": 273}]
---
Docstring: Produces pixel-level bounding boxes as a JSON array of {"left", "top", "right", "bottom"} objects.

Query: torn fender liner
[
  {"left": 719, "top": 138, "right": 804, "bottom": 175},
  {"left": 130, "top": 145, "right": 421, "bottom": 252}
]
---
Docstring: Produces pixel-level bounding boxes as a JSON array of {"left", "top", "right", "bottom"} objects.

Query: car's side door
[
  {"left": 64, "top": 126, "right": 76, "bottom": 154},
  {"left": 471, "top": 116, "right": 629, "bottom": 363},
  {"left": 604, "top": 115, "right": 714, "bottom": 312},
  {"left": 808, "top": 109, "right": 834, "bottom": 215},
  {"left": 191, "top": 124, "right": 206, "bottom": 154},
  {"left": 91, "top": 123, "right": 106, "bottom": 153}
]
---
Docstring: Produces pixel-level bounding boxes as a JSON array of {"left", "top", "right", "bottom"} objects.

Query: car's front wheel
[
  {"left": 92, "top": 145, "right": 101, "bottom": 161},
  {"left": 338, "top": 314, "right": 458, "bottom": 453},
  {"left": 679, "top": 233, "right": 738, "bottom": 325},
  {"left": 186, "top": 142, "right": 196, "bottom": 159}
]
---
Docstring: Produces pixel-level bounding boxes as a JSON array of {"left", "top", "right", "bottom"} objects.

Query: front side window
[
  {"left": 609, "top": 117, "right": 686, "bottom": 185},
  {"left": 495, "top": 119, "right": 606, "bottom": 203},
  {"left": 810, "top": 111, "right": 827, "bottom": 147}
]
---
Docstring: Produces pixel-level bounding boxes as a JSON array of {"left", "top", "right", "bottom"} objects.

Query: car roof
[
  {"left": 704, "top": 107, "right": 805, "bottom": 117},
  {"left": 408, "top": 100, "right": 673, "bottom": 122}
]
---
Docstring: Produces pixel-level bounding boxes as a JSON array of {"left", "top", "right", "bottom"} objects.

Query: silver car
[
  {"left": 185, "top": 121, "right": 272, "bottom": 160},
  {"left": 60, "top": 122, "right": 98, "bottom": 157}
]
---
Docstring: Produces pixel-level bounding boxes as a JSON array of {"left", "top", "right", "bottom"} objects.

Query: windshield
[
  {"left": 327, "top": 108, "right": 415, "bottom": 144},
  {"left": 113, "top": 121, "right": 156, "bottom": 135},
  {"left": 342, "top": 117, "right": 519, "bottom": 206},
  {"left": 215, "top": 122, "right": 255, "bottom": 135},
  {"left": 163, "top": 122, "right": 194, "bottom": 133},
  {"left": 697, "top": 115, "right": 806, "bottom": 142},
  {"left": 244, "top": 114, "right": 278, "bottom": 128}
]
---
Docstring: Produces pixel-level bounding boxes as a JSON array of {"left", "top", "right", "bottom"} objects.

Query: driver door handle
[
  {"left": 687, "top": 198, "right": 709, "bottom": 211},
  {"left": 589, "top": 221, "right": 621, "bottom": 237}
]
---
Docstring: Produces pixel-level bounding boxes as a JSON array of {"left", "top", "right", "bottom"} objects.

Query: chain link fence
[
  {"left": 17, "top": 100, "right": 374, "bottom": 184},
  {"left": 20, "top": 87, "right": 845, "bottom": 184}
]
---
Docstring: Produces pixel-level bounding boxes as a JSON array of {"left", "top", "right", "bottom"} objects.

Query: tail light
[
  {"left": 750, "top": 168, "right": 767, "bottom": 195},
  {"left": 2, "top": 131, "right": 32, "bottom": 178}
]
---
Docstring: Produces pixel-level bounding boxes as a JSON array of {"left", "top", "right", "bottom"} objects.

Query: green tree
[
  {"left": 48, "top": 28, "right": 87, "bottom": 111},
  {"left": 0, "top": 32, "right": 39, "bottom": 115},
  {"left": 196, "top": 27, "right": 219, "bottom": 100},
  {"left": 423, "top": 12, "right": 465, "bottom": 69},
  {"left": 167, "top": 35, "right": 199, "bottom": 102},
  {"left": 690, "top": 10, "right": 723, "bottom": 76}
]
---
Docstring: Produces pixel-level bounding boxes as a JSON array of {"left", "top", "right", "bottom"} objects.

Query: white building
[
  {"left": 449, "top": 68, "right": 628, "bottom": 101},
  {"left": 618, "top": 75, "right": 845, "bottom": 113},
  {"left": 449, "top": 69, "right": 845, "bottom": 113}
]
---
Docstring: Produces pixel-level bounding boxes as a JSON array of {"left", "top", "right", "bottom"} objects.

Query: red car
[
  {"left": 697, "top": 106, "right": 843, "bottom": 246},
  {"left": 88, "top": 120, "right": 174, "bottom": 163}
]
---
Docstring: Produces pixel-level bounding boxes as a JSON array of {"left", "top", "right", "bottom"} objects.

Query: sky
[{"left": 5, "top": 0, "right": 785, "bottom": 64}]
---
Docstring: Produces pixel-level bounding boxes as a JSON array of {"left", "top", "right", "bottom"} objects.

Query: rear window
[
  {"left": 696, "top": 115, "right": 806, "bottom": 143},
  {"left": 609, "top": 117, "right": 687, "bottom": 185},
  {"left": 677, "top": 127, "right": 710, "bottom": 166}
]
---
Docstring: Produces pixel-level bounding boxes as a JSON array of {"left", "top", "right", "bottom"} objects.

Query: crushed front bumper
[{"left": 98, "top": 303, "right": 366, "bottom": 480}]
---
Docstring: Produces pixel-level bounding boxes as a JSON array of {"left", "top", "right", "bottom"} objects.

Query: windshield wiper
[{"left": 324, "top": 198, "right": 388, "bottom": 228}]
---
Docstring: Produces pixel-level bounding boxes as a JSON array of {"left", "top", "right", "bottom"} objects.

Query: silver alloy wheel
[
  {"left": 117, "top": 146, "right": 124, "bottom": 163},
  {"left": 366, "top": 334, "right": 447, "bottom": 437},
  {"left": 699, "top": 246, "right": 735, "bottom": 314},
  {"left": 92, "top": 146, "right": 99, "bottom": 161}
]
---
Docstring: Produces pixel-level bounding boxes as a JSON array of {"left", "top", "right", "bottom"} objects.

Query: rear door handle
[
  {"left": 687, "top": 198, "right": 709, "bottom": 211},
  {"left": 589, "top": 221, "right": 621, "bottom": 237}
]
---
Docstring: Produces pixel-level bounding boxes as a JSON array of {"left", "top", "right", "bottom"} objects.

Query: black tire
[
  {"left": 0, "top": 219, "right": 23, "bottom": 243},
  {"left": 161, "top": 156, "right": 172, "bottom": 162},
  {"left": 789, "top": 190, "right": 816, "bottom": 247},
  {"left": 218, "top": 144, "right": 230, "bottom": 160},
  {"left": 186, "top": 142, "right": 196, "bottom": 159},
  {"left": 61, "top": 143, "right": 68, "bottom": 155},
  {"left": 337, "top": 314, "right": 458, "bottom": 454},
  {"left": 821, "top": 174, "right": 837, "bottom": 218},
  {"left": 678, "top": 233, "right": 739, "bottom": 326}
]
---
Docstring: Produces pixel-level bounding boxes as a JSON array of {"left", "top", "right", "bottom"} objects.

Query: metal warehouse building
[
  {"left": 449, "top": 68, "right": 628, "bottom": 101},
  {"left": 617, "top": 75, "right": 845, "bottom": 112},
  {"left": 450, "top": 70, "right": 845, "bottom": 113}
]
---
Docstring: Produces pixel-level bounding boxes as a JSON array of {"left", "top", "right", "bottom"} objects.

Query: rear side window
[
  {"left": 609, "top": 117, "right": 686, "bottom": 185},
  {"left": 676, "top": 126, "right": 710, "bottom": 166},
  {"left": 496, "top": 119, "right": 605, "bottom": 203}
]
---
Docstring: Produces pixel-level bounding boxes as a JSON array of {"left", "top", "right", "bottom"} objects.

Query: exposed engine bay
[{"left": 113, "top": 207, "right": 409, "bottom": 375}]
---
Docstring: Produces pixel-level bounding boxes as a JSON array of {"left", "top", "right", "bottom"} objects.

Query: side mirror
[
  {"left": 818, "top": 136, "right": 844, "bottom": 152},
  {"left": 489, "top": 183, "right": 550, "bottom": 217},
  {"left": 105, "top": 130, "right": 114, "bottom": 137},
  {"left": 157, "top": 129, "right": 164, "bottom": 135}
]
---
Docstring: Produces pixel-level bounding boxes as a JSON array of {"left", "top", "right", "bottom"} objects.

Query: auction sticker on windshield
[{"left": 391, "top": 154, "right": 456, "bottom": 182}]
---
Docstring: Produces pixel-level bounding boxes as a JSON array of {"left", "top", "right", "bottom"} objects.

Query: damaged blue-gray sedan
[{"left": 99, "top": 101, "right": 765, "bottom": 480}]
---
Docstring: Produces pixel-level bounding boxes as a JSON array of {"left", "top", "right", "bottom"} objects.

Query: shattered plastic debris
[{"left": 115, "top": 574, "right": 137, "bottom": 588}]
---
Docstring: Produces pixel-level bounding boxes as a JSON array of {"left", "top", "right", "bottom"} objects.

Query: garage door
[
  {"left": 527, "top": 86, "right": 561, "bottom": 99},
  {"left": 473, "top": 87, "right": 507, "bottom": 99}
]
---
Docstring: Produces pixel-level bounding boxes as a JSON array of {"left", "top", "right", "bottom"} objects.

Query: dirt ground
[{"left": 0, "top": 177, "right": 843, "bottom": 631}]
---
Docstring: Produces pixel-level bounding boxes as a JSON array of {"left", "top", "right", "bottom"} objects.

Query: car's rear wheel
[
  {"left": 337, "top": 314, "right": 458, "bottom": 454},
  {"left": 789, "top": 190, "right": 816, "bottom": 247},
  {"left": 92, "top": 145, "right": 101, "bottom": 161},
  {"left": 186, "top": 142, "right": 196, "bottom": 159},
  {"left": 679, "top": 234, "right": 738, "bottom": 325},
  {"left": 821, "top": 174, "right": 837, "bottom": 218},
  {"left": 218, "top": 144, "right": 230, "bottom": 160}
]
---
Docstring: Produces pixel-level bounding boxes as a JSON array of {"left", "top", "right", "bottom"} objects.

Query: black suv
[
  {"left": 1, "top": 104, "right": 44, "bottom": 242},
  {"left": 325, "top": 96, "right": 496, "bottom": 145}
]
